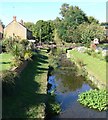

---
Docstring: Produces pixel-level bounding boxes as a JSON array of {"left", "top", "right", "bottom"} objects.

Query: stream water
[{"left": 48, "top": 50, "right": 107, "bottom": 119}]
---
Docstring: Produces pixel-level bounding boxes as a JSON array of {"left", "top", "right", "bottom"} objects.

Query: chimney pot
[{"left": 13, "top": 16, "right": 16, "bottom": 21}]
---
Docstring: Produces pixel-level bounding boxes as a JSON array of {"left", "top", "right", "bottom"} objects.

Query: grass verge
[
  {"left": 2, "top": 50, "right": 49, "bottom": 118},
  {"left": 70, "top": 50, "right": 107, "bottom": 85},
  {"left": 0, "top": 53, "right": 13, "bottom": 71}
]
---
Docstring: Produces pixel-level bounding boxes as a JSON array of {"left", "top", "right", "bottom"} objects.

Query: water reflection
[
  {"left": 48, "top": 53, "right": 92, "bottom": 112},
  {"left": 48, "top": 50, "right": 106, "bottom": 119},
  {"left": 54, "top": 69, "right": 85, "bottom": 92},
  {"left": 54, "top": 53, "right": 86, "bottom": 92}
]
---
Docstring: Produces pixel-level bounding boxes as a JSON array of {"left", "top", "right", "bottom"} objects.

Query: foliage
[
  {"left": 23, "top": 50, "right": 33, "bottom": 60},
  {"left": 105, "top": 56, "right": 108, "bottom": 62},
  {"left": 54, "top": 3, "right": 104, "bottom": 44},
  {"left": 78, "top": 89, "right": 108, "bottom": 111},
  {"left": 88, "top": 16, "right": 99, "bottom": 24},
  {"left": 84, "top": 49, "right": 94, "bottom": 56},
  {"left": 2, "top": 70, "right": 18, "bottom": 95},
  {"left": 24, "top": 22, "right": 36, "bottom": 38},
  {"left": 77, "top": 23, "right": 105, "bottom": 44},
  {"left": 48, "top": 102, "right": 61, "bottom": 115},
  {"left": 55, "top": 3, "right": 89, "bottom": 43},
  {"left": 101, "top": 22, "right": 108, "bottom": 26},
  {"left": 76, "top": 58, "right": 85, "bottom": 67},
  {"left": 84, "top": 48, "right": 104, "bottom": 61},
  {"left": 47, "top": 94, "right": 61, "bottom": 116},
  {"left": 11, "top": 57, "right": 23, "bottom": 67},
  {"left": 2, "top": 38, "right": 33, "bottom": 67},
  {"left": 35, "top": 20, "right": 55, "bottom": 43}
]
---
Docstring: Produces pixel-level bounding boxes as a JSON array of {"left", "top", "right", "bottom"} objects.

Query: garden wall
[{"left": 11, "top": 60, "right": 28, "bottom": 74}]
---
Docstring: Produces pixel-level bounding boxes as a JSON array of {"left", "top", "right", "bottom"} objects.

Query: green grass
[
  {"left": 70, "top": 50, "right": 107, "bottom": 85},
  {"left": 3, "top": 50, "right": 49, "bottom": 118},
  {"left": 0, "top": 53, "right": 13, "bottom": 71}
]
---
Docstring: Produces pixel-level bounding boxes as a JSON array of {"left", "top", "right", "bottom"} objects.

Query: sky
[{"left": 0, "top": 0, "right": 107, "bottom": 26}]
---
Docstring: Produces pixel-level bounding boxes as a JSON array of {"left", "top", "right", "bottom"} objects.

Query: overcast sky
[{"left": 0, "top": 0, "right": 107, "bottom": 26}]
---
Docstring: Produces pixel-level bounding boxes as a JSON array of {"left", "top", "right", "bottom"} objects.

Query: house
[
  {"left": 4, "top": 16, "right": 33, "bottom": 40},
  {"left": 0, "top": 22, "right": 4, "bottom": 39}
]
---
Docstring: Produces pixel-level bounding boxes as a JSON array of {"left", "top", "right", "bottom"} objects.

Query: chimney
[
  {"left": 13, "top": 16, "right": 16, "bottom": 21},
  {"left": 20, "top": 19, "right": 24, "bottom": 25}
]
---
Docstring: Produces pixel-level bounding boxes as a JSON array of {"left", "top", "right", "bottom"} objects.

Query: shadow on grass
[
  {"left": 0, "top": 62, "right": 11, "bottom": 64},
  {"left": 2, "top": 51, "right": 49, "bottom": 118}
]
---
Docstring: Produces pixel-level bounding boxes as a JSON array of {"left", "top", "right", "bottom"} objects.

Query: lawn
[
  {"left": 0, "top": 53, "right": 13, "bottom": 71},
  {"left": 70, "top": 50, "right": 107, "bottom": 85},
  {"left": 3, "top": 50, "right": 49, "bottom": 118}
]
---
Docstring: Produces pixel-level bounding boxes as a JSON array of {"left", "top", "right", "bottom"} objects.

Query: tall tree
[
  {"left": 59, "top": 3, "right": 69, "bottom": 18},
  {"left": 35, "top": 20, "right": 54, "bottom": 43},
  {"left": 56, "top": 3, "right": 88, "bottom": 42},
  {"left": 24, "top": 22, "right": 36, "bottom": 37},
  {"left": 88, "top": 16, "right": 99, "bottom": 24},
  {"left": 77, "top": 23, "right": 105, "bottom": 45}
]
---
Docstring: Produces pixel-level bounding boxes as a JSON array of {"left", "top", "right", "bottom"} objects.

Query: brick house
[
  {"left": 0, "top": 23, "right": 3, "bottom": 39},
  {"left": 4, "top": 16, "right": 33, "bottom": 40}
]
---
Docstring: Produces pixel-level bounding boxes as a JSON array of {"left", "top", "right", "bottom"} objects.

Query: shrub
[
  {"left": 76, "top": 58, "right": 85, "bottom": 67},
  {"left": 92, "top": 52, "right": 97, "bottom": 58},
  {"left": 78, "top": 89, "right": 108, "bottom": 111},
  {"left": 46, "top": 94, "right": 61, "bottom": 116},
  {"left": 49, "top": 102, "right": 61, "bottom": 114},
  {"left": 11, "top": 57, "right": 23, "bottom": 68},
  {"left": 2, "top": 70, "right": 18, "bottom": 95},
  {"left": 85, "top": 49, "right": 94, "bottom": 56},
  {"left": 105, "top": 56, "right": 108, "bottom": 62}
]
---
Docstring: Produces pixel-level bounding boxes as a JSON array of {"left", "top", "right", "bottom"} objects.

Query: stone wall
[{"left": 11, "top": 60, "right": 28, "bottom": 74}]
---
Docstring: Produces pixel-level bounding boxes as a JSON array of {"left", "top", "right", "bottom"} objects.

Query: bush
[
  {"left": 105, "top": 56, "right": 108, "bottom": 62},
  {"left": 46, "top": 94, "right": 61, "bottom": 116},
  {"left": 2, "top": 71, "right": 18, "bottom": 95},
  {"left": 85, "top": 49, "right": 94, "bottom": 56},
  {"left": 78, "top": 89, "right": 108, "bottom": 111},
  {"left": 76, "top": 58, "right": 85, "bottom": 67},
  {"left": 92, "top": 52, "right": 97, "bottom": 58}
]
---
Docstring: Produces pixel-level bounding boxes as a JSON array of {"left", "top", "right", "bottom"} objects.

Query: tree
[
  {"left": 56, "top": 3, "right": 89, "bottom": 43},
  {"left": 59, "top": 3, "right": 69, "bottom": 18},
  {"left": 88, "top": 16, "right": 99, "bottom": 24},
  {"left": 77, "top": 23, "right": 105, "bottom": 45},
  {"left": 24, "top": 22, "right": 36, "bottom": 38},
  {"left": 35, "top": 20, "right": 55, "bottom": 43}
]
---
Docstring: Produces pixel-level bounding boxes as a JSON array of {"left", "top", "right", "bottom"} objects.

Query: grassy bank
[
  {"left": 70, "top": 50, "right": 106, "bottom": 85},
  {"left": 3, "top": 50, "right": 49, "bottom": 118},
  {"left": 0, "top": 53, "right": 13, "bottom": 71}
]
